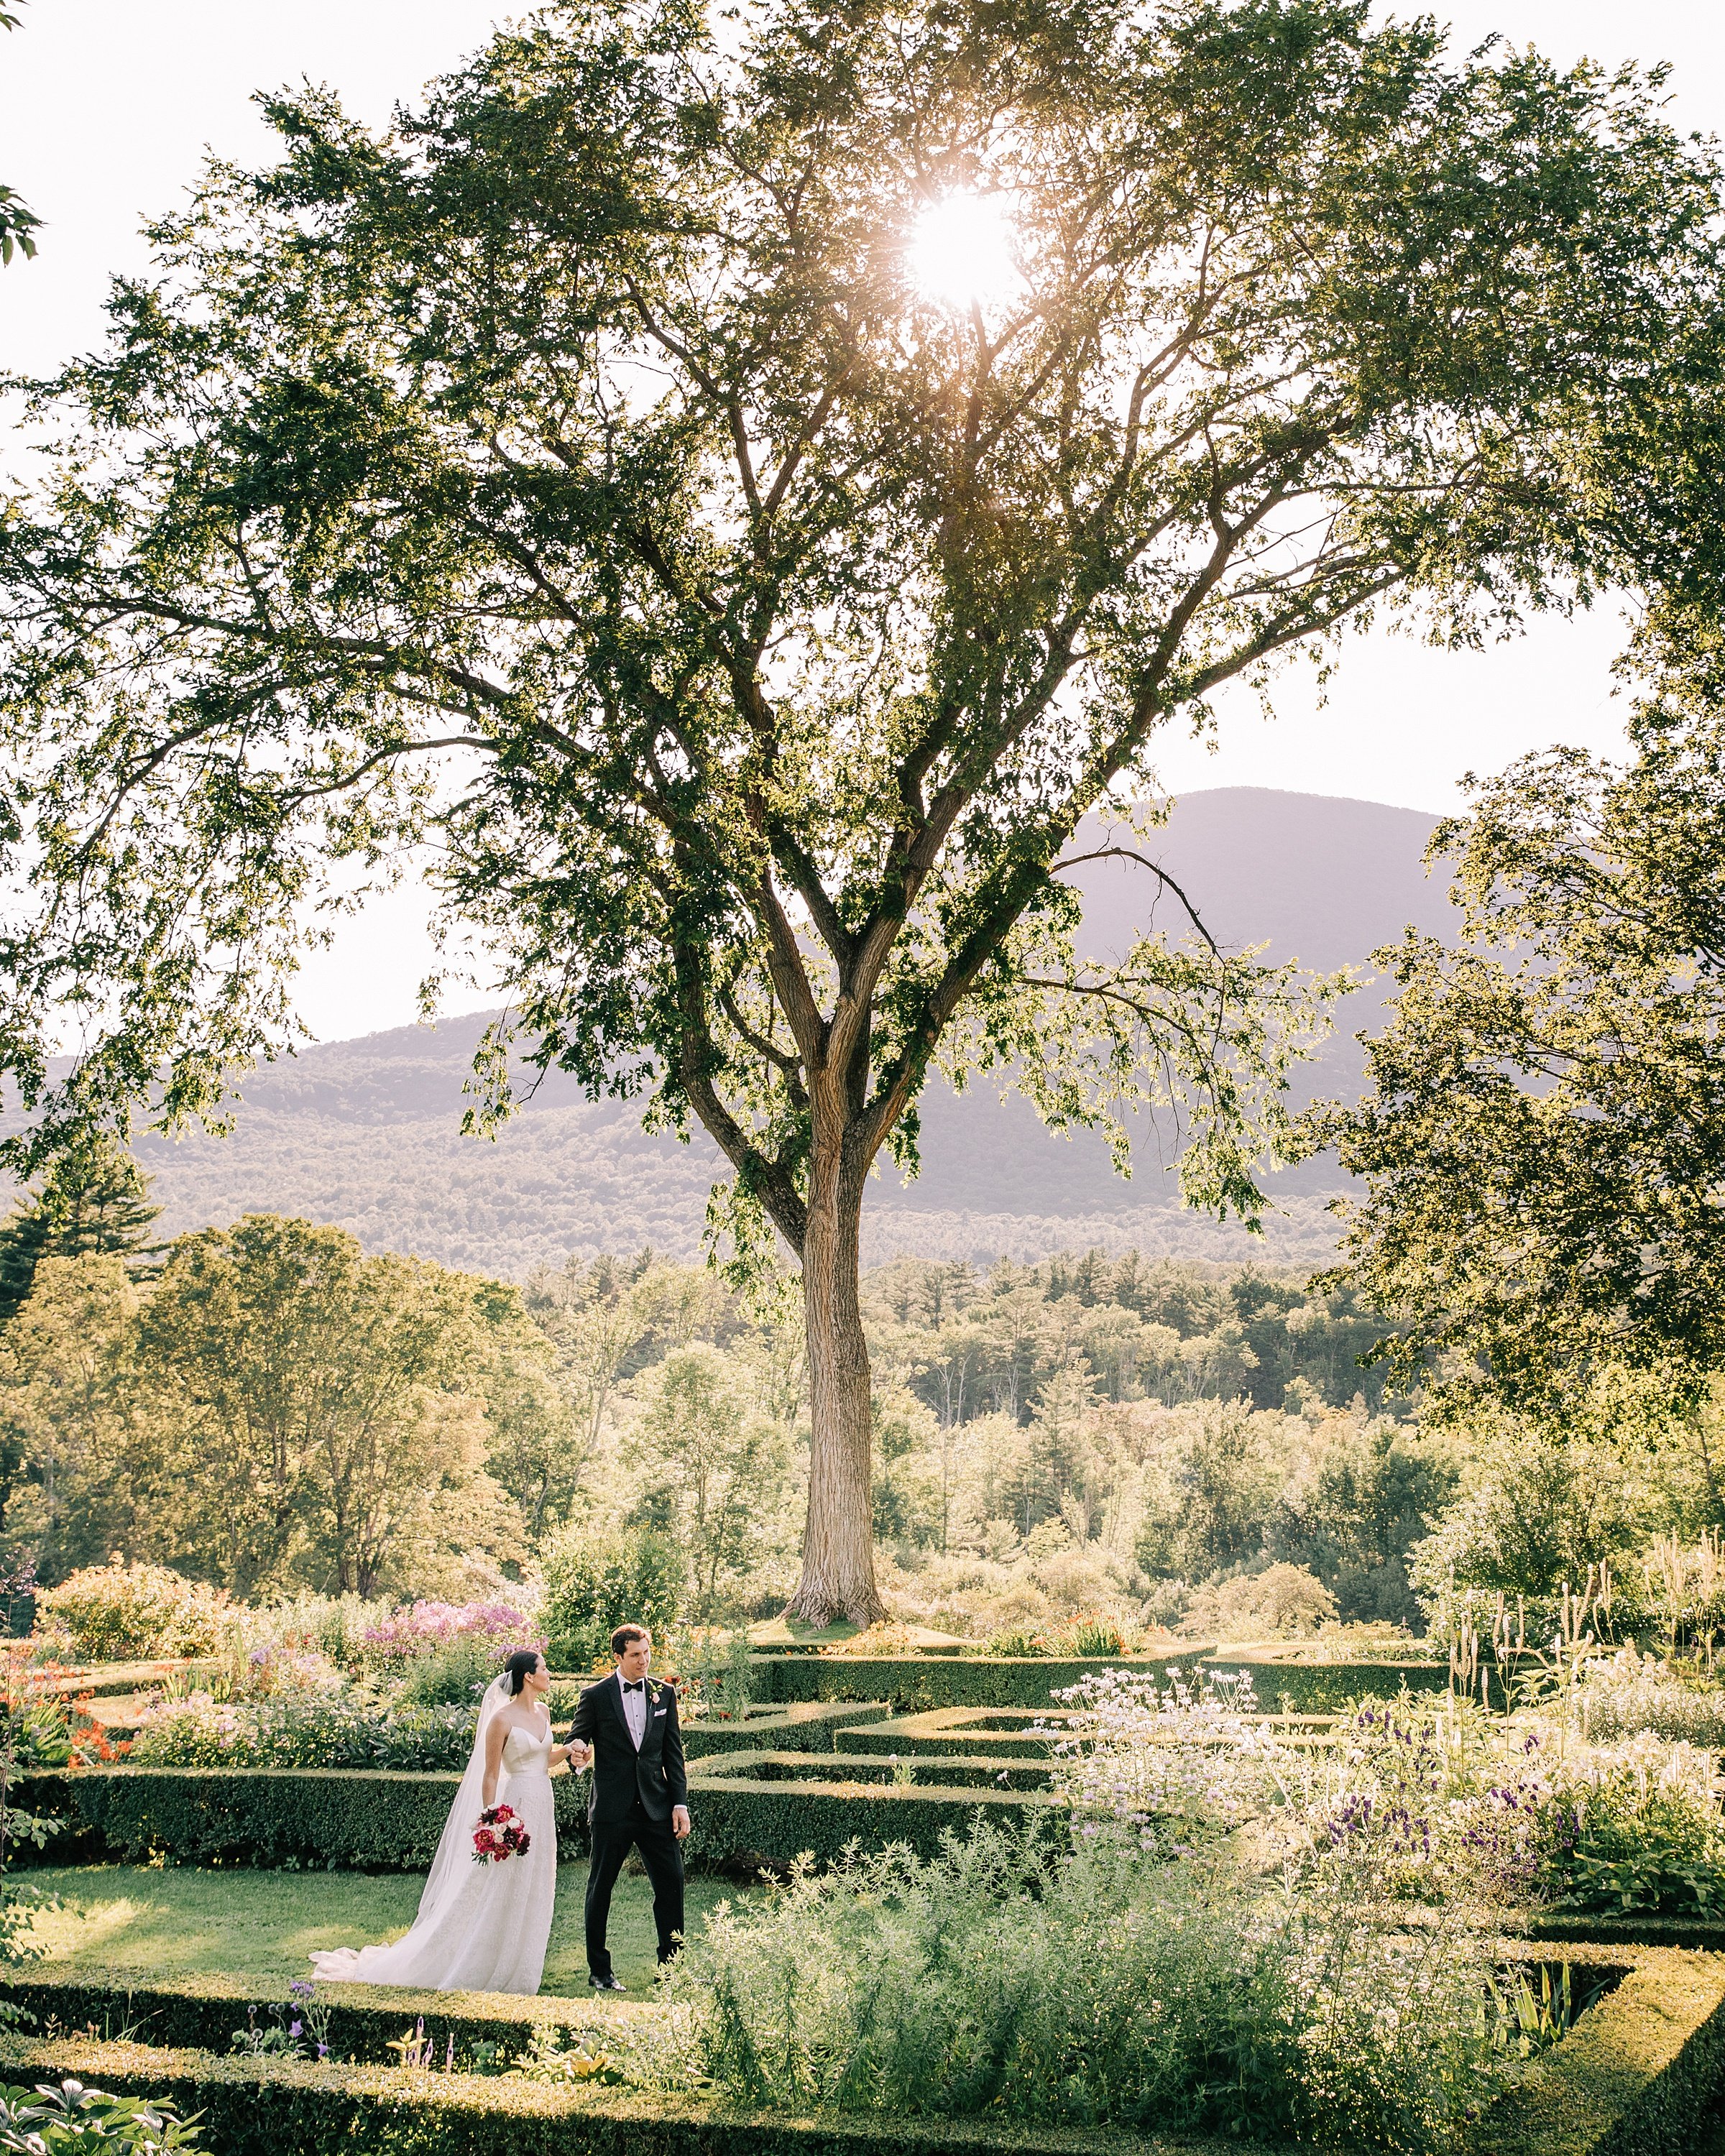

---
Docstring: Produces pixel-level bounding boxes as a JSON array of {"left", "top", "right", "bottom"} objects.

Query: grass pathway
[{"left": 17, "top": 1865, "right": 746, "bottom": 1998}]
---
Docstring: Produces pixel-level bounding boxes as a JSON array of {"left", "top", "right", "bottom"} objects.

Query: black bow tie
[{"left": 622, "top": 1680, "right": 645, "bottom": 1692}]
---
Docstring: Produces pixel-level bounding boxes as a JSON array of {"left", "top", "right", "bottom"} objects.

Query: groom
[{"left": 567, "top": 1622, "right": 691, "bottom": 1990}]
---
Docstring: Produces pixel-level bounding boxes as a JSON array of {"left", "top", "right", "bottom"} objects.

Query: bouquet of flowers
[{"left": 472, "top": 1802, "right": 532, "bottom": 1864}]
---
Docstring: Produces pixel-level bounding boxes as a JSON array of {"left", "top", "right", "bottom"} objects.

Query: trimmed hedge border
[
  {"left": 681, "top": 1703, "right": 893, "bottom": 1759},
  {"left": 0, "top": 2037, "right": 1198, "bottom": 2156},
  {"left": 833, "top": 1708, "right": 1337, "bottom": 1760},
  {"left": 14, "top": 1753, "right": 1049, "bottom": 1872},
  {"left": 13, "top": 1768, "right": 591, "bottom": 1872},
  {"left": 0, "top": 1968, "right": 638, "bottom": 2065},
  {"left": 0, "top": 1940, "right": 1716, "bottom": 2156},
  {"left": 1527, "top": 1912, "right": 1725, "bottom": 1954},
  {"left": 685, "top": 1758, "right": 1059, "bottom": 1865},
  {"left": 751, "top": 1653, "right": 1214, "bottom": 1712},
  {"left": 1198, "top": 1653, "right": 1451, "bottom": 1714},
  {"left": 693, "top": 1749, "right": 1054, "bottom": 1794}
]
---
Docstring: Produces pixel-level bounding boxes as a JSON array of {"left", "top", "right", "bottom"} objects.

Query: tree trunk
[{"left": 786, "top": 1134, "right": 886, "bottom": 1626}]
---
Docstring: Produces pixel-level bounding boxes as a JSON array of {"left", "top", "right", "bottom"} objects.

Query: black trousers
[{"left": 585, "top": 1800, "right": 686, "bottom": 1981}]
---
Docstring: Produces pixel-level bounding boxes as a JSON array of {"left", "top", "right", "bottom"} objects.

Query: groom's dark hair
[{"left": 612, "top": 1624, "right": 650, "bottom": 1657}]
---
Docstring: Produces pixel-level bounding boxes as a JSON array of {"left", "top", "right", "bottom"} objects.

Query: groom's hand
[
  {"left": 570, "top": 1739, "right": 592, "bottom": 1769},
  {"left": 672, "top": 1805, "right": 691, "bottom": 1841}
]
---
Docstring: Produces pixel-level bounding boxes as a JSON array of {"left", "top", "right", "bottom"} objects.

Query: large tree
[
  {"left": 1312, "top": 605, "right": 1725, "bottom": 1445},
  {"left": 1, "top": 0, "right": 1721, "bottom": 1619}
]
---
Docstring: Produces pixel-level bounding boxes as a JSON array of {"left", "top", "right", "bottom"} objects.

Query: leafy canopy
[
  {"left": 1313, "top": 604, "right": 1725, "bottom": 1427},
  {"left": 1, "top": 0, "right": 1721, "bottom": 1261}
]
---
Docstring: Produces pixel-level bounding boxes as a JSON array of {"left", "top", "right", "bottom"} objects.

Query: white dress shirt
[{"left": 618, "top": 1674, "right": 648, "bottom": 1750}]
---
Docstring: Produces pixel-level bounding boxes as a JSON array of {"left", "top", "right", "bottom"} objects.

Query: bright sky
[{"left": 1, "top": 1, "right": 1719, "bottom": 1039}]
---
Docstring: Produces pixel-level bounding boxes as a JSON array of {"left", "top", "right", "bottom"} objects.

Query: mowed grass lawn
[{"left": 17, "top": 1864, "right": 747, "bottom": 1997}]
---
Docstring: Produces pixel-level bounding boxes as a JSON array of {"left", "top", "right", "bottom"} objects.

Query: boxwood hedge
[
  {"left": 0, "top": 1967, "right": 630, "bottom": 2065},
  {"left": 685, "top": 1757, "right": 1059, "bottom": 1866},
  {"left": 12, "top": 1766, "right": 570, "bottom": 1871},
  {"left": 832, "top": 1710, "right": 1070, "bottom": 1759},
  {"left": 0, "top": 1940, "right": 1719, "bottom": 2156},
  {"left": 1198, "top": 1653, "right": 1451, "bottom": 1713},
  {"left": 680, "top": 1702, "right": 893, "bottom": 1759},
  {"left": 13, "top": 1752, "right": 1051, "bottom": 1872},
  {"left": 748, "top": 1652, "right": 1213, "bottom": 1713}
]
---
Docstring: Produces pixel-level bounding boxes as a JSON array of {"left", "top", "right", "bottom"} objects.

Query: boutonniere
[{"left": 646, "top": 1679, "right": 667, "bottom": 1706}]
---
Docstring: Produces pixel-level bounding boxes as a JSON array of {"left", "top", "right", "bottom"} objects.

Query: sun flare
[{"left": 906, "top": 193, "right": 1022, "bottom": 313}]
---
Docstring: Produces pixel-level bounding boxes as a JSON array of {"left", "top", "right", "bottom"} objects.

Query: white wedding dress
[{"left": 311, "top": 1679, "right": 558, "bottom": 1995}]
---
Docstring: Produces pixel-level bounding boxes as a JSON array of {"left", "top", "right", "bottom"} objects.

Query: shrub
[
  {"left": 663, "top": 1823, "right": 1510, "bottom": 2151},
  {"left": 0, "top": 2080, "right": 198, "bottom": 2155},
  {"left": 540, "top": 1533, "right": 684, "bottom": 1671},
  {"left": 1542, "top": 1734, "right": 1725, "bottom": 1916},
  {"left": 354, "top": 1602, "right": 540, "bottom": 1672},
  {"left": 389, "top": 1638, "right": 512, "bottom": 1709},
  {"left": 1184, "top": 1562, "right": 1340, "bottom": 1640},
  {"left": 34, "top": 1565, "right": 229, "bottom": 1662},
  {"left": 127, "top": 1694, "right": 479, "bottom": 1772},
  {"left": 980, "top": 1625, "right": 1050, "bottom": 1658},
  {"left": 670, "top": 1631, "right": 755, "bottom": 1720},
  {"left": 12, "top": 1766, "right": 593, "bottom": 1871},
  {"left": 1573, "top": 1649, "right": 1725, "bottom": 1747}
]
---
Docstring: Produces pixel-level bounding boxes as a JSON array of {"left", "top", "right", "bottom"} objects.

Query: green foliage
[
  {"left": 868, "top": 1253, "right": 1403, "bottom": 1427},
  {"left": 0, "top": 2082, "right": 198, "bottom": 2155},
  {"left": 125, "top": 1697, "right": 480, "bottom": 1774},
  {"left": 626, "top": 1349, "right": 789, "bottom": 1621},
  {"left": 0, "top": 1, "right": 38, "bottom": 269},
  {"left": 14, "top": 1767, "right": 591, "bottom": 1874},
  {"left": 1547, "top": 1775, "right": 1725, "bottom": 1918},
  {"left": 1406, "top": 1429, "right": 1648, "bottom": 1607},
  {"left": 666, "top": 1824, "right": 1506, "bottom": 2150},
  {"left": 35, "top": 1567, "right": 229, "bottom": 1662},
  {"left": 0, "top": 1146, "right": 158, "bottom": 1331},
  {"left": 671, "top": 1629, "right": 756, "bottom": 1720},
  {"left": 540, "top": 1530, "right": 685, "bottom": 1672},
  {"left": 386, "top": 1639, "right": 504, "bottom": 1710},
  {"left": 1136, "top": 1401, "right": 1286, "bottom": 1580},
  {"left": 0, "top": 1219, "right": 556, "bottom": 1598},
  {"left": 1315, "top": 609, "right": 1725, "bottom": 1437}
]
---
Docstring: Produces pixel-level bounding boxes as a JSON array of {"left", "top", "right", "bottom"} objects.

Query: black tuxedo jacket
[{"left": 569, "top": 1672, "right": 689, "bottom": 1826}]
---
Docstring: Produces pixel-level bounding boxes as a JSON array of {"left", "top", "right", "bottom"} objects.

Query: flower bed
[
  {"left": 0, "top": 1939, "right": 1716, "bottom": 2156},
  {"left": 126, "top": 1694, "right": 481, "bottom": 1772}
]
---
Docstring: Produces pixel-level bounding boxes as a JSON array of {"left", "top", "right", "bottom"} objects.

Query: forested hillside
[{"left": 124, "top": 788, "right": 1448, "bottom": 1276}]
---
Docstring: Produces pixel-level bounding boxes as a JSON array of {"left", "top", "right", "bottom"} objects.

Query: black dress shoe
[{"left": 589, "top": 1973, "right": 627, "bottom": 1991}]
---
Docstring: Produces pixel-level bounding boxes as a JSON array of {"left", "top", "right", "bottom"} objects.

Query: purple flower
[{"left": 289, "top": 2020, "right": 303, "bottom": 2038}]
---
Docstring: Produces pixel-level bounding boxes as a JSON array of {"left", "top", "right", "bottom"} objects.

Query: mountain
[{"left": 129, "top": 788, "right": 1453, "bottom": 1278}]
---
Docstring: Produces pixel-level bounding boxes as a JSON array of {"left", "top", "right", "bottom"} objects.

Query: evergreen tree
[{"left": 0, "top": 1146, "right": 159, "bottom": 1325}]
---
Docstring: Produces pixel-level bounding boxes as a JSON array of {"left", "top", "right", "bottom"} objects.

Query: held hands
[{"left": 568, "top": 1739, "right": 593, "bottom": 1772}]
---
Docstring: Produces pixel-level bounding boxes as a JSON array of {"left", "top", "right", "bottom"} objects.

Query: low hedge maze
[
  {"left": 0, "top": 1940, "right": 1719, "bottom": 2156},
  {"left": 14, "top": 1744, "right": 1059, "bottom": 1873},
  {"left": 15, "top": 1651, "right": 1509, "bottom": 1879}
]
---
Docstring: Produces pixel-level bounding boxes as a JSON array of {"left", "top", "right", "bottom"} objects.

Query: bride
[{"left": 311, "top": 1649, "right": 571, "bottom": 1994}]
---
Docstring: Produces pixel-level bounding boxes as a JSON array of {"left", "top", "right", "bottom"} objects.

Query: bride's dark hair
[{"left": 503, "top": 1649, "right": 542, "bottom": 1697}]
